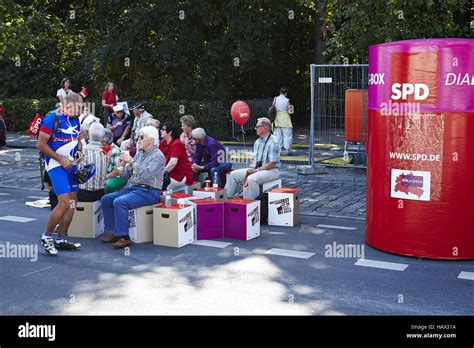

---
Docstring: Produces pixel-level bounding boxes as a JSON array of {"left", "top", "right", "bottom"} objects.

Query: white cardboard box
[
  {"left": 68, "top": 201, "right": 104, "bottom": 238},
  {"left": 128, "top": 205, "right": 154, "bottom": 243},
  {"left": 159, "top": 193, "right": 196, "bottom": 205},
  {"left": 243, "top": 178, "right": 282, "bottom": 199},
  {"left": 268, "top": 188, "right": 300, "bottom": 227},
  {"left": 184, "top": 181, "right": 202, "bottom": 194},
  {"left": 153, "top": 204, "right": 194, "bottom": 248},
  {"left": 193, "top": 188, "right": 227, "bottom": 201},
  {"left": 262, "top": 179, "right": 282, "bottom": 193}
]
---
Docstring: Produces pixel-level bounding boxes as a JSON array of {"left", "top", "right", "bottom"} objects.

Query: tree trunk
[{"left": 314, "top": 1, "right": 327, "bottom": 64}]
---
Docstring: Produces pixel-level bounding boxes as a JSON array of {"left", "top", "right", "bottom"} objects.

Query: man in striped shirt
[{"left": 78, "top": 123, "right": 110, "bottom": 202}]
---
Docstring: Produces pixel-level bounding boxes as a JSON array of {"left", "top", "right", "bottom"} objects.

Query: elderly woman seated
[
  {"left": 191, "top": 127, "right": 232, "bottom": 187},
  {"left": 146, "top": 118, "right": 162, "bottom": 143},
  {"left": 102, "top": 128, "right": 127, "bottom": 194},
  {"left": 78, "top": 123, "right": 111, "bottom": 202},
  {"left": 100, "top": 126, "right": 165, "bottom": 249},
  {"left": 179, "top": 115, "right": 197, "bottom": 163},
  {"left": 159, "top": 122, "right": 193, "bottom": 190}
]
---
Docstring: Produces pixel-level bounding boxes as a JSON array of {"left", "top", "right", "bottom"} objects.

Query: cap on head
[
  {"left": 113, "top": 104, "right": 124, "bottom": 113},
  {"left": 130, "top": 103, "right": 145, "bottom": 111}
]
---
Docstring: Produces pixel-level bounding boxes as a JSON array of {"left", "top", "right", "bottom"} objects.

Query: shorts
[{"left": 48, "top": 166, "right": 79, "bottom": 196}]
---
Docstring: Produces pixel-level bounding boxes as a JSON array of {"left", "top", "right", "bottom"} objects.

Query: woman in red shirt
[
  {"left": 101, "top": 82, "right": 119, "bottom": 126},
  {"left": 159, "top": 122, "right": 194, "bottom": 190}
]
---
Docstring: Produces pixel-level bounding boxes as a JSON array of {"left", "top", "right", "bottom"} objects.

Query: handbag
[{"left": 267, "top": 97, "right": 277, "bottom": 121}]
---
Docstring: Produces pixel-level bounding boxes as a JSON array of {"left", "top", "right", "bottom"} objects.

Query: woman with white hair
[
  {"left": 100, "top": 126, "right": 166, "bottom": 249},
  {"left": 146, "top": 118, "right": 162, "bottom": 143},
  {"left": 78, "top": 123, "right": 111, "bottom": 202},
  {"left": 191, "top": 127, "right": 232, "bottom": 187}
]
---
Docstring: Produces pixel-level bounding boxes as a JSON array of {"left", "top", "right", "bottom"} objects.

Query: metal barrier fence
[
  {"left": 231, "top": 97, "right": 273, "bottom": 139},
  {"left": 309, "top": 64, "right": 368, "bottom": 167}
]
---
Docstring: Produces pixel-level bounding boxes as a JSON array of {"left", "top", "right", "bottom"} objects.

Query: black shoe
[
  {"left": 286, "top": 152, "right": 294, "bottom": 156},
  {"left": 54, "top": 238, "right": 81, "bottom": 250}
]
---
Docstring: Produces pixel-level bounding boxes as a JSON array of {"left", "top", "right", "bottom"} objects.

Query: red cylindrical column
[{"left": 366, "top": 39, "right": 474, "bottom": 259}]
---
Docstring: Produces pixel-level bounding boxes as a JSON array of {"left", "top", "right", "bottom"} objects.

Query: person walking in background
[
  {"left": 273, "top": 87, "right": 294, "bottom": 156},
  {"left": 179, "top": 115, "right": 197, "bottom": 163},
  {"left": 56, "top": 78, "right": 72, "bottom": 106},
  {"left": 101, "top": 81, "right": 119, "bottom": 126}
]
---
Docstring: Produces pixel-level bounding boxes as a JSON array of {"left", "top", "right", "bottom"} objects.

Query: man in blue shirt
[
  {"left": 37, "top": 92, "right": 84, "bottom": 255},
  {"left": 225, "top": 118, "right": 281, "bottom": 199}
]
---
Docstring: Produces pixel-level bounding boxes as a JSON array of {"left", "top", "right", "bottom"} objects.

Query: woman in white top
[
  {"left": 56, "top": 78, "right": 71, "bottom": 106},
  {"left": 273, "top": 87, "right": 293, "bottom": 156}
]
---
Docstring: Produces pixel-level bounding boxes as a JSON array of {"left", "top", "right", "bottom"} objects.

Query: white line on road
[
  {"left": 0, "top": 215, "right": 37, "bottom": 223},
  {"left": 317, "top": 224, "right": 357, "bottom": 230},
  {"left": 0, "top": 193, "right": 10, "bottom": 196},
  {"left": 0, "top": 200, "right": 16, "bottom": 204},
  {"left": 27, "top": 196, "right": 49, "bottom": 200},
  {"left": 192, "top": 240, "right": 232, "bottom": 248},
  {"left": 22, "top": 266, "right": 52, "bottom": 277},
  {"left": 458, "top": 271, "right": 474, "bottom": 280},
  {"left": 265, "top": 248, "right": 315, "bottom": 259},
  {"left": 354, "top": 258, "right": 408, "bottom": 271}
]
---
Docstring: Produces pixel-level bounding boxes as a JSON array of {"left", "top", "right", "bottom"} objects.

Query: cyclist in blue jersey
[{"left": 37, "top": 92, "right": 84, "bottom": 255}]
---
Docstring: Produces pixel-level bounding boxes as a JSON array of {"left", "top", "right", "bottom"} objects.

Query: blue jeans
[
  {"left": 209, "top": 162, "right": 232, "bottom": 187},
  {"left": 101, "top": 186, "right": 161, "bottom": 237}
]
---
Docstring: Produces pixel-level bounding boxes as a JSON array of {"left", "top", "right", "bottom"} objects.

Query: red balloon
[{"left": 230, "top": 100, "right": 250, "bottom": 126}]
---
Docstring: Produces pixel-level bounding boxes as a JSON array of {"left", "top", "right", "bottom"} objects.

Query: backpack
[
  {"left": 28, "top": 112, "right": 60, "bottom": 137},
  {"left": 28, "top": 111, "right": 60, "bottom": 190},
  {"left": 267, "top": 97, "right": 277, "bottom": 122}
]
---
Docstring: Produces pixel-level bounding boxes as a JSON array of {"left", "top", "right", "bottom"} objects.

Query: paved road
[{"left": 0, "top": 186, "right": 472, "bottom": 315}]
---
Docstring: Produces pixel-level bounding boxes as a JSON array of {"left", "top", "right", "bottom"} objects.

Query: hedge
[{"left": 2, "top": 98, "right": 233, "bottom": 140}]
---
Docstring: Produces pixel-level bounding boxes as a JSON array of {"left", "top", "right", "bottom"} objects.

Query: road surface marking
[
  {"left": 0, "top": 193, "right": 10, "bottom": 196},
  {"left": 0, "top": 200, "right": 16, "bottom": 204},
  {"left": 458, "top": 271, "right": 474, "bottom": 280},
  {"left": 317, "top": 224, "right": 357, "bottom": 230},
  {"left": 22, "top": 266, "right": 52, "bottom": 277},
  {"left": 265, "top": 248, "right": 315, "bottom": 259},
  {"left": 0, "top": 215, "right": 37, "bottom": 223},
  {"left": 192, "top": 240, "right": 232, "bottom": 248},
  {"left": 27, "top": 196, "right": 49, "bottom": 200},
  {"left": 354, "top": 258, "right": 408, "bottom": 271},
  {"left": 263, "top": 231, "right": 286, "bottom": 235}
]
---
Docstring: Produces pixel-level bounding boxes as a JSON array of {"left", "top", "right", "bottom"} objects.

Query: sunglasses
[{"left": 255, "top": 125, "right": 263, "bottom": 129}]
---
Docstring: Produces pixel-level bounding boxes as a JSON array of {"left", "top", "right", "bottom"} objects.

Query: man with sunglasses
[
  {"left": 225, "top": 117, "right": 281, "bottom": 199},
  {"left": 100, "top": 126, "right": 165, "bottom": 249}
]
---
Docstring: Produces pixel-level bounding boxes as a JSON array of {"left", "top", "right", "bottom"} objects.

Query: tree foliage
[{"left": 0, "top": 0, "right": 472, "bottom": 128}]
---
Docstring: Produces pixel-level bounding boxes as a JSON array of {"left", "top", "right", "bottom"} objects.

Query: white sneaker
[{"left": 40, "top": 234, "right": 58, "bottom": 255}]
